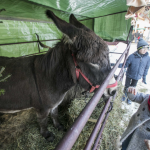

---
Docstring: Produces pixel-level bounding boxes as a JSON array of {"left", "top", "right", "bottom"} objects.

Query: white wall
[{"left": 136, "top": 18, "right": 150, "bottom": 29}]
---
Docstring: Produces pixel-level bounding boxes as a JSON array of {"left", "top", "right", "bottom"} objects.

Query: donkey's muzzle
[{"left": 108, "top": 89, "right": 116, "bottom": 96}]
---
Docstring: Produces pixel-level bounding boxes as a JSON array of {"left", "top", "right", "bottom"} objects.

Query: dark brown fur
[{"left": 0, "top": 10, "right": 115, "bottom": 141}]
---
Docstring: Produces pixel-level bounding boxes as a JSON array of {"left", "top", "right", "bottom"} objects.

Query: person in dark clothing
[
  {"left": 146, "top": 27, "right": 150, "bottom": 42},
  {"left": 134, "top": 30, "right": 140, "bottom": 43},
  {"left": 111, "top": 38, "right": 150, "bottom": 104},
  {"left": 139, "top": 31, "right": 143, "bottom": 39},
  {"left": 131, "top": 30, "right": 135, "bottom": 42}
]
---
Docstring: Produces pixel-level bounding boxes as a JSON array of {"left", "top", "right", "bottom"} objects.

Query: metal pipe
[
  {"left": 93, "top": 76, "right": 123, "bottom": 150},
  {"left": 0, "top": 39, "right": 123, "bottom": 57},
  {"left": 90, "top": 42, "right": 131, "bottom": 150},
  {"left": 84, "top": 97, "right": 112, "bottom": 150},
  {"left": 55, "top": 43, "right": 131, "bottom": 150},
  {"left": 105, "top": 41, "right": 127, "bottom": 45},
  {"left": 92, "top": 111, "right": 109, "bottom": 150},
  {"left": 0, "top": 39, "right": 60, "bottom": 46},
  {"left": 116, "top": 42, "right": 131, "bottom": 82},
  {"left": 0, "top": 39, "right": 123, "bottom": 46},
  {"left": 83, "top": 45, "right": 129, "bottom": 149},
  {"left": 109, "top": 52, "right": 123, "bottom": 54},
  {"left": 91, "top": 58, "right": 127, "bottom": 150},
  {"left": 80, "top": 11, "right": 127, "bottom": 21},
  {"left": 0, "top": 16, "right": 54, "bottom": 23},
  {"left": 83, "top": 42, "right": 131, "bottom": 150}
]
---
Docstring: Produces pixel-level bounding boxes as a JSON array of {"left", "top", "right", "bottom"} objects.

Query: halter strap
[
  {"left": 106, "top": 81, "right": 118, "bottom": 88},
  {"left": 72, "top": 54, "right": 117, "bottom": 93}
]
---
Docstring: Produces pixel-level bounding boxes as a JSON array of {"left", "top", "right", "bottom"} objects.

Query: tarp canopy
[{"left": 0, "top": 0, "right": 131, "bottom": 57}]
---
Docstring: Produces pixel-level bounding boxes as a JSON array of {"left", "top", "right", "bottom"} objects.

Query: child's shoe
[
  {"left": 121, "top": 95, "right": 126, "bottom": 101},
  {"left": 127, "top": 99, "right": 132, "bottom": 105}
]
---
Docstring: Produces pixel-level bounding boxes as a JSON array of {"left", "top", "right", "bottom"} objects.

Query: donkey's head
[{"left": 46, "top": 10, "right": 117, "bottom": 97}]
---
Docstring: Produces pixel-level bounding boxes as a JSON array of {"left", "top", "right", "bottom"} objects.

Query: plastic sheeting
[
  {"left": 0, "top": 41, "right": 59, "bottom": 57},
  {"left": 27, "top": 0, "right": 128, "bottom": 18},
  {"left": 0, "top": 20, "right": 62, "bottom": 44},
  {"left": 0, "top": 0, "right": 87, "bottom": 22},
  {"left": 0, "top": 0, "right": 128, "bottom": 21},
  {"left": 0, "top": 18, "right": 95, "bottom": 57},
  {"left": 94, "top": 12, "right": 131, "bottom": 41},
  {"left": 0, "top": 19, "right": 62, "bottom": 57},
  {"left": 0, "top": 0, "right": 130, "bottom": 57}
]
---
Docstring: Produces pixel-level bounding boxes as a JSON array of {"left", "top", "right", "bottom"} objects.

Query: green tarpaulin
[
  {"left": 94, "top": 12, "right": 131, "bottom": 41},
  {"left": 0, "top": 0, "right": 131, "bottom": 57}
]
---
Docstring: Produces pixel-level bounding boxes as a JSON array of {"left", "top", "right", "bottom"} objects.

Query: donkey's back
[{"left": 0, "top": 56, "right": 41, "bottom": 110}]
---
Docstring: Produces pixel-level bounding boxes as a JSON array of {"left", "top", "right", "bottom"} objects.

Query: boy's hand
[
  {"left": 128, "top": 87, "right": 137, "bottom": 95},
  {"left": 145, "top": 139, "right": 150, "bottom": 150}
]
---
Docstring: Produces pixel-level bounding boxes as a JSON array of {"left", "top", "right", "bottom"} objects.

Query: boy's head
[{"left": 137, "top": 38, "right": 149, "bottom": 54}]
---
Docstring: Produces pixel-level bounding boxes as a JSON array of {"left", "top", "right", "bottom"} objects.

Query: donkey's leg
[
  {"left": 50, "top": 107, "right": 64, "bottom": 130},
  {"left": 0, "top": 113, "right": 4, "bottom": 124},
  {"left": 36, "top": 109, "right": 54, "bottom": 142}
]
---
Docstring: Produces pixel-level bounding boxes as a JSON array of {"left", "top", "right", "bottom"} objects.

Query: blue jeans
[
  {"left": 122, "top": 131, "right": 135, "bottom": 150},
  {"left": 125, "top": 76, "right": 138, "bottom": 90},
  {"left": 135, "top": 38, "right": 138, "bottom": 43}
]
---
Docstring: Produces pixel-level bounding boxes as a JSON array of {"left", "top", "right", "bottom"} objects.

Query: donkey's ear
[
  {"left": 69, "top": 14, "right": 91, "bottom": 32},
  {"left": 46, "top": 10, "right": 79, "bottom": 39}
]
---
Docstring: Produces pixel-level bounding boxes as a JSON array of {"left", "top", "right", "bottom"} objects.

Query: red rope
[{"left": 72, "top": 54, "right": 117, "bottom": 93}]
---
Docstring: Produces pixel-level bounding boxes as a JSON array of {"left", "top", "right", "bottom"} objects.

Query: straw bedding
[{"left": 0, "top": 83, "right": 129, "bottom": 150}]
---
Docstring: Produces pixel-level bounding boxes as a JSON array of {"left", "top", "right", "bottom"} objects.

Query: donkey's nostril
[
  {"left": 111, "top": 90, "right": 116, "bottom": 96},
  {"left": 109, "top": 89, "right": 116, "bottom": 96}
]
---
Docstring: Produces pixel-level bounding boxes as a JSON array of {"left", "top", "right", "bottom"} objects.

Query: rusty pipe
[
  {"left": 92, "top": 111, "right": 109, "bottom": 150},
  {"left": 84, "top": 97, "right": 112, "bottom": 150},
  {"left": 87, "top": 42, "right": 130, "bottom": 150},
  {"left": 55, "top": 43, "right": 131, "bottom": 150}
]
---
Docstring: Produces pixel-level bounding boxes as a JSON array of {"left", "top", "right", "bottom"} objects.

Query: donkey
[{"left": 0, "top": 10, "right": 117, "bottom": 141}]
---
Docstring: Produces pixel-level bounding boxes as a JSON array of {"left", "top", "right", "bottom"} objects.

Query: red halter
[{"left": 72, "top": 54, "right": 117, "bottom": 93}]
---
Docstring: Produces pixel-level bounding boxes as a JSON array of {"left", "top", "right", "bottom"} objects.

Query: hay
[
  {"left": 0, "top": 82, "right": 129, "bottom": 150},
  {"left": 99, "top": 83, "right": 130, "bottom": 150},
  {"left": 0, "top": 109, "right": 66, "bottom": 150},
  {"left": 68, "top": 95, "right": 105, "bottom": 150},
  {"left": 68, "top": 82, "right": 130, "bottom": 150}
]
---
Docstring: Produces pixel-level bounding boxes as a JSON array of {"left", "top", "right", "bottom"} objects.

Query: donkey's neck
[{"left": 38, "top": 41, "right": 76, "bottom": 92}]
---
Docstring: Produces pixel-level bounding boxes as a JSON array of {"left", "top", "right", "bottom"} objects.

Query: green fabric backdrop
[{"left": 0, "top": 0, "right": 130, "bottom": 57}]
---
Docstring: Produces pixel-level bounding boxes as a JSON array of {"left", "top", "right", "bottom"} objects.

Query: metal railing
[
  {"left": 55, "top": 42, "right": 131, "bottom": 150},
  {"left": 0, "top": 37, "right": 131, "bottom": 149},
  {"left": 0, "top": 27, "right": 132, "bottom": 149}
]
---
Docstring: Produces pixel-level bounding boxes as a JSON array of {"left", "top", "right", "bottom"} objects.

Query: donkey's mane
[{"left": 40, "top": 38, "right": 72, "bottom": 76}]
